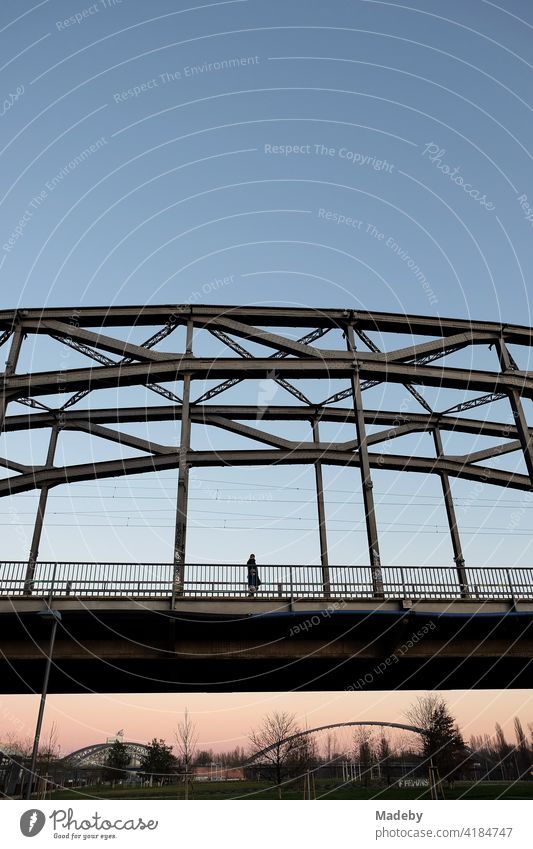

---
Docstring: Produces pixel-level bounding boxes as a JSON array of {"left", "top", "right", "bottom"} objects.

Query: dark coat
[{"left": 247, "top": 557, "right": 261, "bottom": 587}]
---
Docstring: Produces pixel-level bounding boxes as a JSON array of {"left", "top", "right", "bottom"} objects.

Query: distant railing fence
[{"left": 0, "top": 562, "right": 532, "bottom": 601}]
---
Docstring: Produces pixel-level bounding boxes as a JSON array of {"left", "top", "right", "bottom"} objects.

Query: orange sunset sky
[{"left": 2, "top": 690, "right": 532, "bottom": 756}]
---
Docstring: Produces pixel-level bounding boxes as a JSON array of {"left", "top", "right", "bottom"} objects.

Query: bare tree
[
  {"left": 325, "top": 732, "right": 334, "bottom": 764},
  {"left": 495, "top": 723, "right": 514, "bottom": 780},
  {"left": 248, "top": 711, "right": 304, "bottom": 798},
  {"left": 175, "top": 708, "right": 198, "bottom": 798},
  {"left": 378, "top": 732, "right": 392, "bottom": 786},
  {"left": 2, "top": 731, "right": 32, "bottom": 757},
  {"left": 2, "top": 732, "right": 33, "bottom": 795},
  {"left": 513, "top": 717, "right": 530, "bottom": 778},
  {"left": 40, "top": 722, "right": 61, "bottom": 769},
  {"left": 353, "top": 727, "right": 374, "bottom": 787}
]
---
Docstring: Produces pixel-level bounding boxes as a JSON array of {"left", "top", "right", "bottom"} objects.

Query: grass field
[{"left": 48, "top": 779, "right": 533, "bottom": 801}]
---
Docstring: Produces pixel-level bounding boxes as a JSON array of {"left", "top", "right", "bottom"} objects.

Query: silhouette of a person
[{"left": 247, "top": 554, "right": 261, "bottom": 596}]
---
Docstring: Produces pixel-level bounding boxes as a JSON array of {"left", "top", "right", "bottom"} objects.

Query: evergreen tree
[
  {"left": 103, "top": 740, "right": 131, "bottom": 783},
  {"left": 139, "top": 738, "right": 176, "bottom": 782}
]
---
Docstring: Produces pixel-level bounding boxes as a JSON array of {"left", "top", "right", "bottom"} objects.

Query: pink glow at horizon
[{"left": 1, "top": 690, "right": 532, "bottom": 756}]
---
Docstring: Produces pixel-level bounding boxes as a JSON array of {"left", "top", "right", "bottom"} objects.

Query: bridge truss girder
[{"left": 1, "top": 304, "right": 532, "bottom": 598}]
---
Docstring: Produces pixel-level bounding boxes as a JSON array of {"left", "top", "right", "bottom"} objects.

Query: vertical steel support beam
[
  {"left": 24, "top": 425, "right": 60, "bottom": 595},
  {"left": 312, "top": 419, "right": 330, "bottom": 596},
  {"left": 173, "top": 319, "right": 193, "bottom": 601},
  {"left": 346, "top": 325, "right": 384, "bottom": 597},
  {"left": 433, "top": 428, "right": 469, "bottom": 597},
  {"left": 0, "top": 324, "right": 23, "bottom": 432},
  {"left": 495, "top": 338, "right": 533, "bottom": 485}
]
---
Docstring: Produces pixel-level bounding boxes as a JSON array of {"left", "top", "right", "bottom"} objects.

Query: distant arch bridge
[
  {"left": 245, "top": 721, "right": 425, "bottom": 763},
  {"left": 62, "top": 741, "right": 150, "bottom": 769}
]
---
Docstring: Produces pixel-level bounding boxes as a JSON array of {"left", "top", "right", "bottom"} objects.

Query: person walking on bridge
[{"left": 247, "top": 554, "right": 261, "bottom": 597}]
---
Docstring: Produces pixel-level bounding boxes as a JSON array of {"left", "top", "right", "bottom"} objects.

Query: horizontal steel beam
[
  {"left": 1, "top": 448, "right": 529, "bottom": 497},
  {"left": 4, "top": 357, "right": 532, "bottom": 398},
  {"left": 4, "top": 405, "right": 531, "bottom": 442},
  {"left": 1, "top": 305, "right": 532, "bottom": 345}
]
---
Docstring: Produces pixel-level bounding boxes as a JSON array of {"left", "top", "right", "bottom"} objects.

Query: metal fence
[{"left": 0, "top": 562, "right": 532, "bottom": 601}]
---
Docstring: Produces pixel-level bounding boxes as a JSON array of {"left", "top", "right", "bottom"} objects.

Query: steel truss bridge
[
  {"left": 61, "top": 741, "right": 149, "bottom": 769},
  {"left": 0, "top": 304, "right": 532, "bottom": 693}
]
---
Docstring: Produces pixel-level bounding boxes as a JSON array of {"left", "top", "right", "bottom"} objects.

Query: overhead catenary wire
[
  {"left": 5, "top": 492, "right": 532, "bottom": 508},
  {"left": 0, "top": 521, "right": 531, "bottom": 536},
  {"left": 1, "top": 496, "right": 531, "bottom": 509},
  {"left": 11, "top": 474, "right": 529, "bottom": 504}
]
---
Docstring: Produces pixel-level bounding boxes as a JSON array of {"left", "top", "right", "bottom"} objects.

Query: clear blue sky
[{"left": 1, "top": 0, "right": 532, "bottom": 569}]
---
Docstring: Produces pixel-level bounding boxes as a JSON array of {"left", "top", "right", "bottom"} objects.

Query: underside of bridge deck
[{"left": 1, "top": 599, "right": 532, "bottom": 693}]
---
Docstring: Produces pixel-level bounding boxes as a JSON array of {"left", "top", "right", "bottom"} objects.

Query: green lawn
[{"left": 48, "top": 779, "right": 533, "bottom": 801}]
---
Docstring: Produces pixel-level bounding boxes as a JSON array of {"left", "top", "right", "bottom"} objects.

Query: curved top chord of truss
[
  {"left": 62, "top": 741, "right": 150, "bottom": 767},
  {"left": 1, "top": 304, "right": 531, "bottom": 596}
]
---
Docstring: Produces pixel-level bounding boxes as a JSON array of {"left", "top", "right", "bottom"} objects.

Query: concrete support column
[
  {"left": 312, "top": 419, "right": 330, "bottom": 596},
  {"left": 346, "top": 325, "right": 384, "bottom": 598},
  {"left": 173, "top": 319, "right": 193, "bottom": 601}
]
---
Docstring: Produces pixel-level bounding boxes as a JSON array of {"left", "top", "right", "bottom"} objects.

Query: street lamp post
[{"left": 25, "top": 607, "right": 62, "bottom": 799}]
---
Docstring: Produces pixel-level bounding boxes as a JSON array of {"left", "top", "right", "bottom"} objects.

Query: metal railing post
[
  {"left": 47, "top": 563, "right": 57, "bottom": 605},
  {"left": 289, "top": 566, "right": 294, "bottom": 606},
  {"left": 506, "top": 568, "right": 516, "bottom": 605},
  {"left": 400, "top": 567, "right": 406, "bottom": 599}
]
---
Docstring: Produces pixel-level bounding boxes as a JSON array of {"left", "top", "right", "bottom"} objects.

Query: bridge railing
[{"left": 0, "top": 562, "right": 532, "bottom": 601}]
